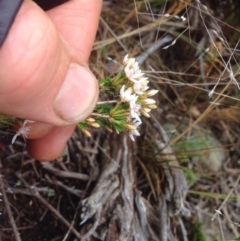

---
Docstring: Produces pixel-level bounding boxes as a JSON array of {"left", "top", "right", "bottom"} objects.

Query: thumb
[{"left": 0, "top": 1, "right": 98, "bottom": 126}]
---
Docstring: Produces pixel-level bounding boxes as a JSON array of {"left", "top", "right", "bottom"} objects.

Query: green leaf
[
  {"left": 112, "top": 121, "right": 126, "bottom": 133},
  {"left": 96, "top": 117, "right": 110, "bottom": 128},
  {"left": 99, "top": 77, "right": 112, "bottom": 87},
  {"left": 108, "top": 117, "right": 126, "bottom": 133},
  {"left": 77, "top": 122, "right": 88, "bottom": 130},
  {"left": 95, "top": 104, "right": 112, "bottom": 115},
  {"left": 0, "top": 114, "right": 15, "bottom": 127}
]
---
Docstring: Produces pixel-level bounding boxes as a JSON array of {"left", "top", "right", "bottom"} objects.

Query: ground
[{"left": 1, "top": 0, "right": 240, "bottom": 240}]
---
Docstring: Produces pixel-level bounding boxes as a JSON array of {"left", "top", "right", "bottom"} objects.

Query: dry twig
[{"left": 0, "top": 178, "right": 21, "bottom": 241}]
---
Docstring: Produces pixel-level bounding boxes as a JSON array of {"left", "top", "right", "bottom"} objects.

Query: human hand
[{"left": 0, "top": 0, "right": 102, "bottom": 161}]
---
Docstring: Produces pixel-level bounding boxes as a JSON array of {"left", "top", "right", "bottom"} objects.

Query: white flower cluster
[{"left": 120, "top": 55, "right": 158, "bottom": 141}]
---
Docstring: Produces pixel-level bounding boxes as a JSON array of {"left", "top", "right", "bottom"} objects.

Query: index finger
[{"left": 47, "top": 0, "right": 102, "bottom": 61}]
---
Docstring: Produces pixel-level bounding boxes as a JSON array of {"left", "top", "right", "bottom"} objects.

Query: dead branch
[
  {"left": 41, "top": 162, "right": 89, "bottom": 181},
  {"left": 0, "top": 178, "right": 21, "bottom": 241}
]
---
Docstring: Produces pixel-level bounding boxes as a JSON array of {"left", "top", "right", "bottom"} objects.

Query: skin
[{"left": 0, "top": 0, "right": 102, "bottom": 161}]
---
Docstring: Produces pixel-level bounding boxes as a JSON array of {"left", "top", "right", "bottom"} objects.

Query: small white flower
[
  {"left": 120, "top": 85, "right": 136, "bottom": 102},
  {"left": 12, "top": 120, "right": 35, "bottom": 144},
  {"left": 123, "top": 55, "right": 135, "bottom": 66},
  {"left": 123, "top": 56, "right": 145, "bottom": 83},
  {"left": 129, "top": 98, "right": 141, "bottom": 122},
  {"left": 125, "top": 66, "right": 144, "bottom": 83},
  {"left": 133, "top": 80, "right": 149, "bottom": 95},
  {"left": 129, "top": 119, "right": 141, "bottom": 141}
]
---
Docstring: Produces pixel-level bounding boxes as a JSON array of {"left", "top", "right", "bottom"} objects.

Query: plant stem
[
  {"left": 97, "top": 100, "right": 118, "bottom": 104},
  {"left": 90, "top": 113, "right": 110, "bottom": 118}
]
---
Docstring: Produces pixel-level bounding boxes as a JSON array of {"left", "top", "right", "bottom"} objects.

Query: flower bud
[
  {"left": 105, "top": 127, "right": 113, "bottom": 133},
  {"left": 148, "top": 104, "right": 157, "bottom": 109},
  {"left": 124, "top": 123, "right": 136, "bottom": 130},
  {"left": 140, "top": 109, "right": 150, "bottom": 118},
  {"left": 86, "top": 118, "right": 96, "bottom": 122},
  {"left": 82, "top": 129, "right": 92, "bottom": 137},
  {"left": 90, "top": 123, "right": 100, "bottom": 128},
  {"left": 146, "top": 89, "right": 159, "bottom": 97},
  {"left": 142, "top": 98, "right": 156, "bottom": 104}
]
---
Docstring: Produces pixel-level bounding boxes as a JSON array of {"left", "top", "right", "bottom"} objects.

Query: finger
[
  {"left": 24, "top": 0, "right": 102, "bottom": 141},
  {"left": 47, "top": 0, "right": 102, "bottom": 60},
  {"left": 0, "top": 0, "right": 98, "bottom": 125},
  {"left": 27, "top": 125, "right": 75, "bottom": 161},
  {"left": 25, "top": 0, "right": 102, "bottom": 159}
]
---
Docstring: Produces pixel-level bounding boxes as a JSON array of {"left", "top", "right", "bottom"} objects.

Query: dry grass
[{"left": 1, "top": 0, "right": 240, "bottom": 240}]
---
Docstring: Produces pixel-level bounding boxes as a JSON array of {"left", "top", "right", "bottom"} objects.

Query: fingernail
[{"left": 53, "top": 63, "right": 98, "bottom": 123}]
